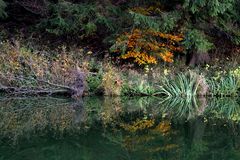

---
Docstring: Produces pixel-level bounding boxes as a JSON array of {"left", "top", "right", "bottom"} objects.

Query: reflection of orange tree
[
  {"left": 120, "top": 119, "right": 155, "bottom": 132},
  {"left": 151, "top": 120, "right": 171, "bottom": 136},
  {"left": 120, "top": 119, "right": 178, "bottom": 153},
  {"left": 120, "top": 119, "right": 171, "bottom": 135},
  {"left": 111, "top": 29, "right": 183, "bottom": 65}
]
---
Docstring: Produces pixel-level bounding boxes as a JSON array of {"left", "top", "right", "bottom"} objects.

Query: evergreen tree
[
  {"left": 0, "top": 0, "right": 7, "bottom": 19},
  {"left": 181, "top": 0, "right": 239, "bottom": 65}
]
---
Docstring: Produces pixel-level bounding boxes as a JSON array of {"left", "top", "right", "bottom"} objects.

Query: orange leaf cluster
[
  {"left": 147, "top": 30, "right": 184, "bottom": 42},
  {"left": 112, "top": 29, "right": 184, "bottom": 65},
  {"left": 121, "top": 51, "right": 157, "bottom": 65},
  {"left": 159, "top": 51, "right": 174, "bottom": 63},
  {"left": 152, "top": 120, "right": 171, "bottom": 135}
]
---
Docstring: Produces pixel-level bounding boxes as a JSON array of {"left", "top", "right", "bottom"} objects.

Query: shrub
[
  {"left": 86, "top": 73, "right": 103, "bottom": 94},
  {"left": 111, "top": 29, "right": 183, "bottom": 65}
]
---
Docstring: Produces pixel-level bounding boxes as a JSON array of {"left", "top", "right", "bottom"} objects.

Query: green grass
[
  {"left": 156, "top": 72, "right": 202, "bottom": 98},
  {"left": 207, "top": 75, "right": 239, "bottom": 97}
]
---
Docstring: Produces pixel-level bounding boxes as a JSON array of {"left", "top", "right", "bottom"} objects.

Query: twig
[{"left": 37, "top": 79, "right": 73, "bottom": 90}]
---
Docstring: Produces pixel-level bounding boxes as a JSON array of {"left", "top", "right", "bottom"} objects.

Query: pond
[{"left": 0, "top": 96, "right": 240, "bottom": 160}]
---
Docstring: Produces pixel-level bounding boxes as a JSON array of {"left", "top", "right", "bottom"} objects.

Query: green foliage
[
  {"left": 160, "top": 11, "right": 182, "bottom": 33},
  {"left": 230, "top": 67, "right": 240, "bottom": 87},
  {"left": 130, "top": 11, "right": 161, "bottom": 31},
  {"left": 130, "top": 10, "right": 181, "bottom": 33},
  {"left": 0, "top": 0, "right": 240, "bottom": 67},
  {"left": 0, "top": 0, "right": 7, "bottom": 19},
  {"left": 183, "top": 29, "right": 214, "bottom": 53},
  {"left": 207, "top": 74, "right": 239, "bottom": 97},
  {"left": 217, "top": 19, "right": 240, "bottom": 45},
  {"left": 181, "top": 0, "right": 240, "bottom": 51},
  {"left": 87, "top": 73, "right": 103, "bottom": 94},
  {"left": 183, "top": 0, "right": 234, "bottom": 17},
  {"left": 39, "top": 1, "right": 114, "bottom": 36},
  {"left": 157, "top": 72, "right": 204, "bottom": 98}
]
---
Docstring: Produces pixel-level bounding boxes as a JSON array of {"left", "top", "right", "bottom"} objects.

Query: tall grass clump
[
  {"left": 157, "top": 71, "right": 208, "bottom": 98},
  {"left": 207, "top": 75, "right": 239, "bottom": 97}
]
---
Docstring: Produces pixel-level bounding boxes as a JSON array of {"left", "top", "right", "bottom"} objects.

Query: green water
[{"left": 0, "top": 96, "right": 240, "bottom": 160}]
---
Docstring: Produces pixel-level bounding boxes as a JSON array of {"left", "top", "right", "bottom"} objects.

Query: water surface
[{"left": 0, "top": 96, "right": 240, "bottom": 160}]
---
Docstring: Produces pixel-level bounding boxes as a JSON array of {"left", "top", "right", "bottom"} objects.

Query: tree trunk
[{"left": 187, "top": 51, "right": 210, "bottom": 67}]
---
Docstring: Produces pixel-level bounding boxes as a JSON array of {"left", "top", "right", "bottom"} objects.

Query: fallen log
[
  {"left": 0, "top": 87, "right": 72, "bottom": 96},
  {"left": 0, "top": 67, "right": 89, "bottom": 98}
]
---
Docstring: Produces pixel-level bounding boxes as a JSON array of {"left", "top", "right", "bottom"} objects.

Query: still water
[{"left": 0, "top": 96, "right": 240, "bottom": 160}]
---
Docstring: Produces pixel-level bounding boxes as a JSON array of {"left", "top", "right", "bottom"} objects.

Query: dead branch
[
  {"left": 0, "top": 86, "right": 71, "bottom": 96},
  {"left": 0, "top": 72, "right": 86, "bottom": 97},
  {"left": 37, "top": 79, "right": 73, "bottom": 91}
]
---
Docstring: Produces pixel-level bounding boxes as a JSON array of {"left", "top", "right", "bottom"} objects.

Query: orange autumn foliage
[
  {"left": 121, "top": 51, "right": 157, "bottom": 65},
  {"left": 160, "top": 51, "right": 174, "bottom": 63},
  {"left": 111, "top": 29, "right": 184, "bottom": 65}
]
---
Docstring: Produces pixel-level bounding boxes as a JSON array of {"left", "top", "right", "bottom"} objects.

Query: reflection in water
[{"left": 0, "top": 96, "right": 240, "bottom": 160}]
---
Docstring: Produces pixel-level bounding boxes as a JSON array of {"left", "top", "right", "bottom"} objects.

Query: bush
[
  {"left": 111, "top": 29, "right": 184, "bottom": 65},
  {"left": 87, "top": 73, "right": 103, "bottom": 94}
]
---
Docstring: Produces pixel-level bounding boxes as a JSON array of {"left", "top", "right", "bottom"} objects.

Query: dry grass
[{"left": 101, "top": 64, "right": 122, "bottom": 96}]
